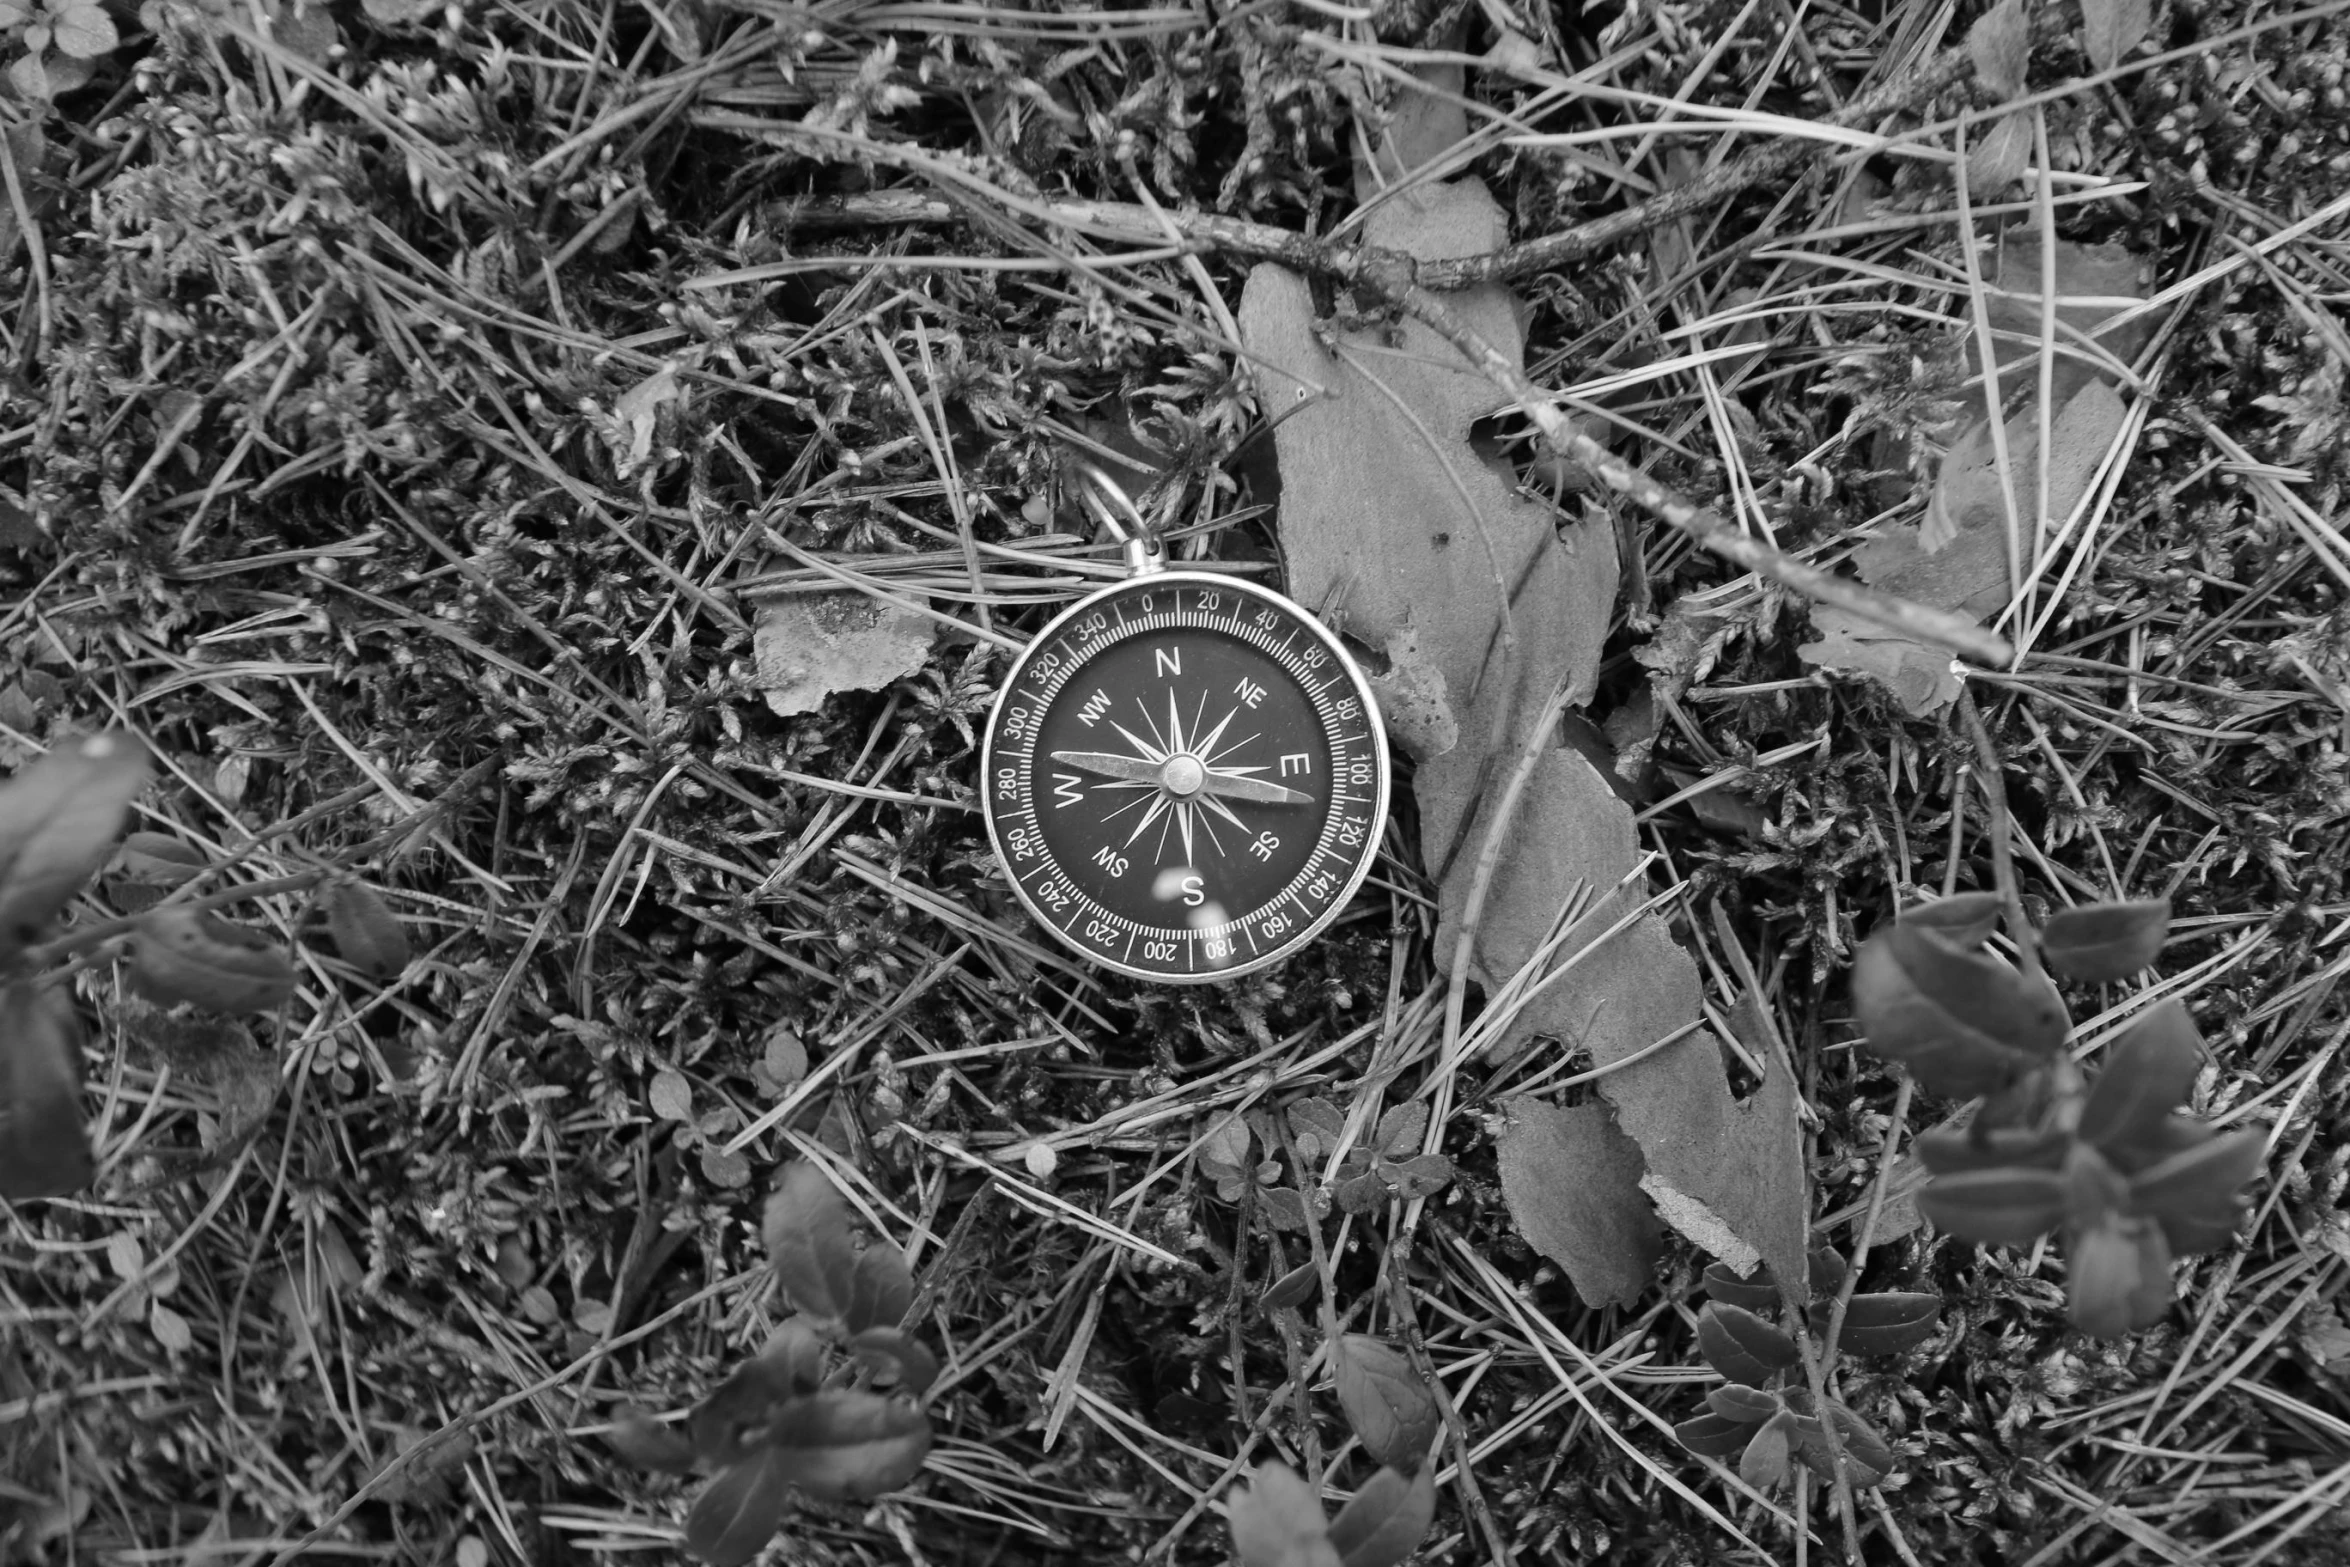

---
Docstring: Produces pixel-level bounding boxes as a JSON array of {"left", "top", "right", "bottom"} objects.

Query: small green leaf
[
  {"left": 1897, "top": 892, "right": 2004, "bottom": 949},
  {"left": 1674, "top": 1411, "right": 1758, "bottom": 1459},
  {"left": 765, "top": 1388, "right": 930, "bottom": 1501},
  {"left": 607, "top": 1406, "right": 696, "bottom": 1473},
  {"left": 1966, "top": 110, "right": 2033, "bottom": 191},
  {"left": 1229, "top": 1462, "right": 1339, "bottom": 1567},
  {"left": 129, "top": 907, "right": 297, "bottom": 1014},
  {"left": 1705, "top": 1384, "right": 1781, "bottom": 1423},
  {"left": 2128, "top": 1127, "right": 2264, "bottom": 1254},
  {"left": 2066, "top": 1213, "right": 2173, "bottom": 1337},
  {"left": 1967, "top": 0, "right": 2030, "bottom": 98},
  {"left": 1326, "top": 1464, "right": 1435, "bottom": 1567},
  {"left": 111, "top": 831, "right": 210, "bottom": 888},
  {"left": 843, "top": 1233, "right": 914, "bottom": 1335},
  {"left": 48, "top": 0, "right": 114, "bottom": 57},
  {"left": 1384, "top": 1152, "right": 1452, "bottom": 1200},
  {"left": 1370, "top": 1101, "right": 1427, "bottom": 1157},
  {"left": 1287, "top": 1096, "right": 1345, "bottom": 1162},
  {"left": 2041, "top": 900, "right": 2169, "bottom": 983},
  {"left": 1261, "top": 1261, "right": 1318, "bottom": 1312},
  {"left": 0, "top": 983, "right": 90, "bottom": 1199},
  {"left": 1332, "top": 1335, "right": 1440, "bottom": 1473},
  {"left": 754, "top": 1316, "right": 826, "bottom": 1395},
  {"left": 1789, "top": 1399, "right": 1895, "bottom": 1486},
  {"left": 686, "top": 1356, "right": 798, "bottom": 1467},
  {"left": 1852, "top": 921, "right": 2068, "bottom": 1097},
  {"left": 1695, "top": 1303, "right": 1799, "bottom": 1387},
  {"left": 1917, "top": 1165, "right": 2068, "bottom": 1245},
  {"left": 847, "top": 1325, "right": 939, "bottom": 1396},
  {"left": 761, "top": 1161, "right": 860, "bottom": 1322},
  {"left": 0, "top": 731, "right": 152, "bottom": 961},
  {"left": 324, "top": 877, "right": 409, "bottom": 981},
  {"left": 1200, "top": 1114, "right": 1253, "bottom": 1201},
  {"left": 1915, "top": 1121, "right": 2072, "bottom": 1176},
  {"left": 649, "top": 1068, "right": 695, "bottom": 1123},
  {"left": 2079, "top": 1002, "right": 2201, "bottom": 1153},
  {"left": 2080, "top": 0, "right": 2152, "bottom": 72},
  {"left": 1701, "top": 1261, "right": 1779, "bottom": 1313},
  {"left": 1837, "top": 1292, "right": 1943, "bottom": 1356},
  {"left": 1806, "top": 1245, "right": 1848, "bottom": 1306},
  {"left": 683, "top": 1447, "right": 790, "bottom": 1567},
  {"left": 1738, "top": 1411, "right": 1794, "bottom": 1489}
]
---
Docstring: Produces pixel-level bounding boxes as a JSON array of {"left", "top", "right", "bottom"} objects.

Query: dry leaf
[
  {"left": 1801, "top": 379, "right": 2128, "bottom": 715},
  {"left": 608, "top": 361, "right": 685, "bottom": 479},
  {"left": 752, "top": 592, "right": 937, "bottom": 718},
  {"left": 1361, "top": 623, "right": 1458, "bottom": 763},
  {"left": 1496, "top": 1098, "right": 1662, "bottom": 1308}
]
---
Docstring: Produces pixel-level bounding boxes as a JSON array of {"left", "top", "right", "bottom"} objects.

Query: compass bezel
[{"left": 980, "top": 568, "right": 1390, "bottom": 984}]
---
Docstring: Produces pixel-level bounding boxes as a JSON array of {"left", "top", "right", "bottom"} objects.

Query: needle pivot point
[{"left": 1160, "top": 755, "right": 1206, "bottom": 797}]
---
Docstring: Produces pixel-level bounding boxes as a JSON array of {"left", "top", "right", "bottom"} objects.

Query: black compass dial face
[{"left": 981, "top": 571, "right": 1390, "bottom": 983}]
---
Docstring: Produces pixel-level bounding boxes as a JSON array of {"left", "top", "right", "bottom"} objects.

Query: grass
[{"left": 4, "top": 0, "right": 2350, "bottom": 1562}]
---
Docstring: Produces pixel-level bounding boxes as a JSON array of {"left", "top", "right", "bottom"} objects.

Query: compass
[{"left": 980, "top": 473, "right": 1390, "bottom": 983}]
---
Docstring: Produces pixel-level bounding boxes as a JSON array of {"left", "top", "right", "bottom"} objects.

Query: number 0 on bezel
[{"left": 981, "top": 570, "right": 1389, "bottom": 983}]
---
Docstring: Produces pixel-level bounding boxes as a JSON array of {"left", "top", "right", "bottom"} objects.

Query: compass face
[{"left": 981, "top": 570, "right": 1390, "bottom": 983}]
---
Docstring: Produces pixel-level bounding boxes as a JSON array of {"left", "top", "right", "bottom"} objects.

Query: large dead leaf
[
  {"left": 1237, "top": 180, "right": 1618, "bottom": 963},
  {"left": 1496, "top": 1098, "right": 1661, "bottom": 1308},
  {"left": 1453, "top": 748, "right": 1807, "bottom": 1289},
  {"left": 753, "top": 592, "right": 937, "bottom": 718}
]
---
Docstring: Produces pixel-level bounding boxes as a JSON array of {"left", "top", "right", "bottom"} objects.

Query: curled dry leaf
[
  {"left": 128, "top": 907, "right": 298, "bottom": 1014},
  {"left": 752, "top": 591, "right": 937, "bottom": 719},
  {"left": 1332, "top": 1335, "right": 1440, "bottom": 1473},
  {"left": 2040, "top": 899, "right": 2170, "bottom": 984},
  {"left": 0, "top": 730, "right": 153, "bottom": 961}
]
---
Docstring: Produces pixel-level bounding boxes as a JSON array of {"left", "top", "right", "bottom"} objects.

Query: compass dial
[{"left": 982, "top": 570, "right": 1390, "bottom": 983}]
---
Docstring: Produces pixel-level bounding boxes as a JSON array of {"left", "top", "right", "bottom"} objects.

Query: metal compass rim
[{"left": 979, "top": 568, "right": 1390, "bottom": 985}]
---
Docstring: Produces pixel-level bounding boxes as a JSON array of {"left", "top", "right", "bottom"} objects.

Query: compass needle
[{"left": 981, "top": 563, "right": 1388, "bottom": 983}]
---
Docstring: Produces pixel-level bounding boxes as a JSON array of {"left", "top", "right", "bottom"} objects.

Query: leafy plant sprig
[
  {"left": 1672, "top": 1248, "right": 1940, "bottom": 1489},
  {"left": 610, "top": 1161, "right": 936, "bottom": 1567},
  {"left": 1229, "top": 1459, "right": 1436, "bottom": 1567},
  {"left": 0, "top": 732, "right": 412, "bottom": 1199},
  {"left": 1852, "top": 892, "right": 2265, "bottom": 1336}
]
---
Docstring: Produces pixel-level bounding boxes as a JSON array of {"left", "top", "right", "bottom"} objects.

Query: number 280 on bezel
[{"left": 981, "top": 571, "right": 1390, "bottom": 983}]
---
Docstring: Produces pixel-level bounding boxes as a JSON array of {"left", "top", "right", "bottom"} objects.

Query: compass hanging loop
[{"left": 1069, "top": 462, "right": 1165, "bottom": 578}]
